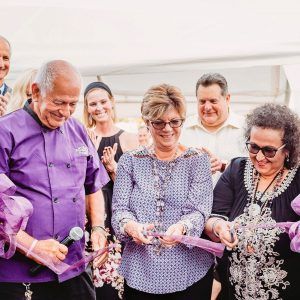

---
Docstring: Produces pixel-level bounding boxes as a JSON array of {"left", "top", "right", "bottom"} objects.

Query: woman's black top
[{"left": 212, "top": 157, "right": 300, "bottom": 300}]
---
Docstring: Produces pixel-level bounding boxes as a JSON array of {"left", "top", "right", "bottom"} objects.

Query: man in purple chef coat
[{"left": 0, "top": 60, "right": 110, "bottom": 299}]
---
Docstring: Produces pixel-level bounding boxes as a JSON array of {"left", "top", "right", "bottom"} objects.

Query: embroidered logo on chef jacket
[{"left": 75, "top": 145, "right": 89, "bottom": 156}]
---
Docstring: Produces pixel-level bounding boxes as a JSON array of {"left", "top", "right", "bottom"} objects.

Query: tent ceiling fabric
[
  {"left": 2, "top": 0, "right": 300, "bottom": 76},
  {"left": 1, "top": 0, "right": 300, "bottom": 117}
]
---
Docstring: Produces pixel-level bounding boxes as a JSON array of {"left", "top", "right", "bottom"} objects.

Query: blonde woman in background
[
  {"left": 83, "top": 81, "right": 138, "bottom": 300},
  {"left": 138, "top": 125, "right": 152, "bottom": 146},
  {"left": 7, "top": 68, "right": 37, "bottom": 113}
]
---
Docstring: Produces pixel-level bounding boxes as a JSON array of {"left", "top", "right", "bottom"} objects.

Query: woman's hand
[
  {"left": 215, "top": 220, "right": 238, "bottom": 249},
  {"left": 124, "top": 220, "right": 154, "bottom": 245},
  {"left": 0, "top": 93, "right": 10, "bottom": 116},
  {"left": 160, "top": 223, "right": 185, "bottom": 247},
  {"left": 101, "top": 143, "right": 118, "bottom": 174},
  {"left": 86, "top": 128, "right": 100, "bottom": 149}
]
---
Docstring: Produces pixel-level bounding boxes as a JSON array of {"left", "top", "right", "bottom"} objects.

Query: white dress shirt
[{"left": 180, "top": 111, "right": 247, "bottom": 163}]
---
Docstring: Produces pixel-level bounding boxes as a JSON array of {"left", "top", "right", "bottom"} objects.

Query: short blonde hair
[
  {"left": 141, "top": 84, "right": 186, "bottom": 121},
  {"left": 8, "top": 68, "right": 37, "bottom": 112}
]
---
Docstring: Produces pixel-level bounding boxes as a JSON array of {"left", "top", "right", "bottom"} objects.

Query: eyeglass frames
[
  {"left": 150, "top": 119, "right": 184, "bottom": 130},
  {"left": 245, "top": 142, "right": 286, "bottom": 158}
]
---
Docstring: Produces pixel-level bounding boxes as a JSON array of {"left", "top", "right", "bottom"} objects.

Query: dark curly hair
[{"left": 244, "top": 103, "right": 300, "bottom": 169}]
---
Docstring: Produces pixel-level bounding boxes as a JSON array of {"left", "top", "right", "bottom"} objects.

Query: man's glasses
[
  {"left": 245, "top": 142, "right": 286, "bottom": 158},
  {"left": 150, "top": 119, "right": 184, "bottom": 130}
]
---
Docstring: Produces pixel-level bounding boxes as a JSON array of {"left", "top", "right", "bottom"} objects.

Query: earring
[{"left": 285, "top": 155, "right": 290, "bottom": 164}]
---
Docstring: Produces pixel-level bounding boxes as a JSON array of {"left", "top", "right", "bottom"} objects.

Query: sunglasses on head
[{"left": 245, "top": 142, "right": 286, "bottom": 158}]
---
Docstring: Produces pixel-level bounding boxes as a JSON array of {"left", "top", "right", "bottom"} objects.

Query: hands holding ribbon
[
  {"left": 123, "top": 220, "right": 154, "bottom": 245},
  {"left": 158, "top": 223, "right": 186, "bottom": 248}
]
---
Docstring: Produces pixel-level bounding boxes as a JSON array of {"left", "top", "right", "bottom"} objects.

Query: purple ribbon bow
[
  {"left": 271, "top": 194, "right": 300, "bottom": 252},
  {"left": 0, "top": 174, "right": 33, "bottom": 259}
]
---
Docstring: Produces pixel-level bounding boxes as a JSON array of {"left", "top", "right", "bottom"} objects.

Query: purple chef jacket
[{"left": 0, "top": 101, "right": 109, "bottom": 283}]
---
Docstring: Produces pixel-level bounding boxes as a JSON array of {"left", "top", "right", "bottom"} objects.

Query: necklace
[
  {"left": 149, "top": 146, "right": 178, "bottom": 254},
  {"left": 241, "top": 166, "right": 285, "bottom": 254},
  {"left": 247, "top": 167, "right": 284, "bottom": 217},
  {"left": 230, "top": 163, "right": 289, "bottom": 299}
]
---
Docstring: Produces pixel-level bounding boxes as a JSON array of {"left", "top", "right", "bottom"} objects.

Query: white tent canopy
[{"left": 1, "top": 0, "right": 300, "bottom": 120}]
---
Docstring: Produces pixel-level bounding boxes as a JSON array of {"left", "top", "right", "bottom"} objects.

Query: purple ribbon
[
  {"left": 0, "top": 174, "right": 33, "bottom": 259},
  {"left": 15, "top": 241, "right": 114, "bottom": 275},
  {"left": 144, "top": 194, "right": 300, "bottom": 257},
  {"left": 0, "top": 173, "right": 113, "bottom": 274},
  {"left": 146, "top": 232, "right": 225, "bottom": 258},
  {"left": 234, "top": 194, "right": 300, "bottom": 253},
  {"left": 253, "top": 194, "right": 300, "bottom": 252},
  {"left": 65, "top": 244, "right": 115, "bottom": 273}
]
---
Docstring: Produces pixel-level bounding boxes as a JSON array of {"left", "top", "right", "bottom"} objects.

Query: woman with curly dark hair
[{"left": 205, "top": 103, "right": 300, "bottom": 300}]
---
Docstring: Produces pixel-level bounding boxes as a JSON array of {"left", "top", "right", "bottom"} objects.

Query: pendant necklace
[
  {"left": 248, "top": 168, "right": 284, "bottom": 218},
  {"left": 245, "top": 167, "right": 284, "bottom": 253}
]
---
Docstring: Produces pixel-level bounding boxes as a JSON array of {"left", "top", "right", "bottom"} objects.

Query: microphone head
[{"left": 69, "top": 227, "right": 84, "bottom": 241}]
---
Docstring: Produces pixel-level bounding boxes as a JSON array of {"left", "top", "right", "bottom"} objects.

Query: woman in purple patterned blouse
[{"left": 112, "top": 84, "right": 214, "bottom": 299}]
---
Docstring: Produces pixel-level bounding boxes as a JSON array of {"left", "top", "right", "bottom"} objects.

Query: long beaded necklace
[
  {"left": 149, "top": 146, "right": 178, "bottom": 255},
  {"left": 242, "top": 166, "right": 285, "bottom": 253}
]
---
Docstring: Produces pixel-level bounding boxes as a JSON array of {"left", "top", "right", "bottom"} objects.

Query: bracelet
[
  {"left": 177, "top": 221, "right": 189, "bottom": 235},
  {"left": 210, "top": 214, "right": 229, "bottom": 221},
  {"left": 91, "top": 225, "right": 108, "bottom": 236},
  {"left": 211, "top": 218, "right": 223, "bottom": 238},
  {"left": 26, "top": 239, "right": 38, "bottom": 257},
  {"left": 120, "top": 218, "right": 133, "bottom": 235}
]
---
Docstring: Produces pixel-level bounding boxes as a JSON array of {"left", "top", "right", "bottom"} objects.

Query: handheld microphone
[{"left": 29, "top": 227, "right": 84, "bottom": 276}]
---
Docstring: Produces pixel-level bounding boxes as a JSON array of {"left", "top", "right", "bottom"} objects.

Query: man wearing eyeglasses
[
  {"left": 0, "top": 35, "right": 12, "bottom": 116},
  {"left": 181, "top": 73, "right": 246, "bottom": 176}
]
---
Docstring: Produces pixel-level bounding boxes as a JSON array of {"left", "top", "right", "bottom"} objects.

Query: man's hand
[
  {"left": 201, "top": 147, "right": 223, "bottom": 174},
  {"left": 90, "top": 230, "right": 108, "bottom": 267},
  {"left": 0, "top": 93, "right": 10, "bottom": 116},
  {"left": 28, "top": 239, "right": 68, "bottom": 265}
]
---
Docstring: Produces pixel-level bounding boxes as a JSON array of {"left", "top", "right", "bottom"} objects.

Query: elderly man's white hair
[{"left": 34, "top": 60, "right": 82, "bottom": 96}]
